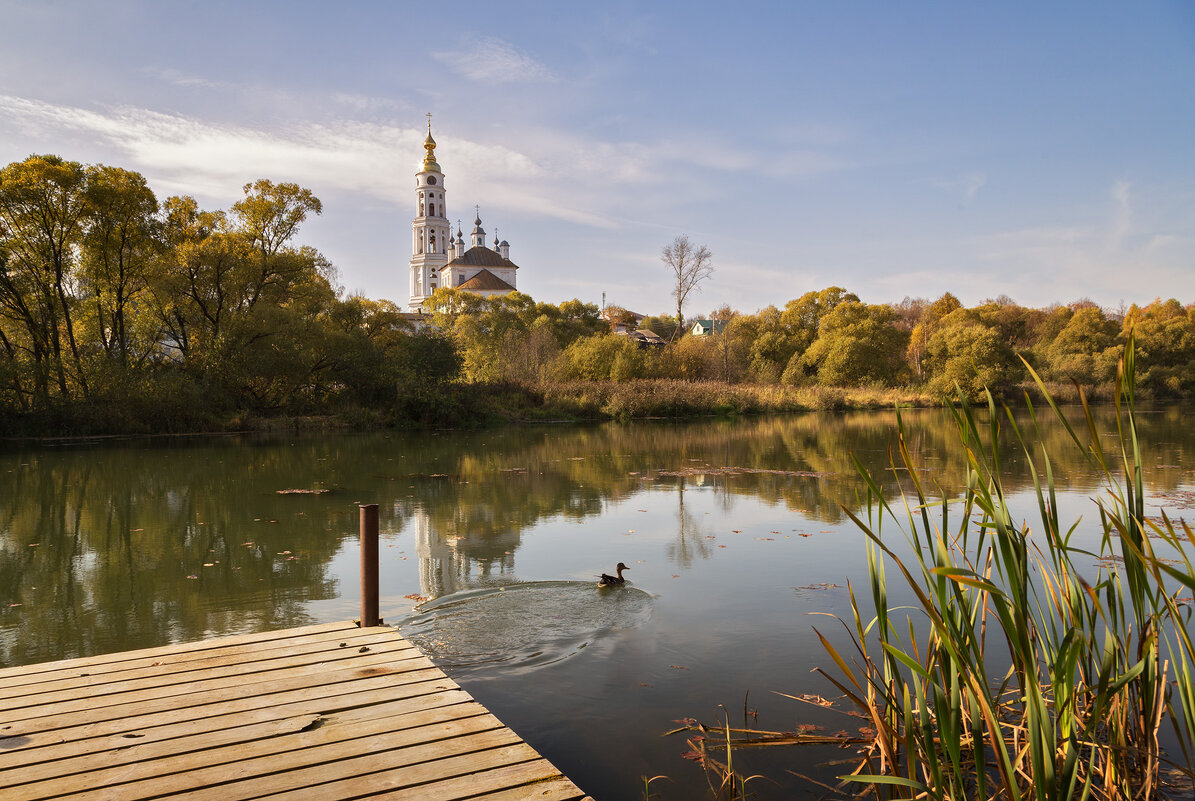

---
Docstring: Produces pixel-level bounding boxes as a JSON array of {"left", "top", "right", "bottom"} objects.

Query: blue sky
[{"left": 1, "top": 1, "right": 1191, "bottom": 315}]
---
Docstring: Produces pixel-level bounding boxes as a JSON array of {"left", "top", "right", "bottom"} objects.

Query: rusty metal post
[{"left": 359, "top": 504, "right": 380, "bottom": 627}]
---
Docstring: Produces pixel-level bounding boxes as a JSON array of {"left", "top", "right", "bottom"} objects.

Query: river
[{"left": 1, "top": 406, "right": 1192, "bottom": 799}]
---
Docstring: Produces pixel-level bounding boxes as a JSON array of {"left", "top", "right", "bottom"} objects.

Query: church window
[
  {"left": 429, "top": 203, "right": 436, "bottom": 216},
  {"left": 419, "top": 202, "right": 424, "bottom": 216}
]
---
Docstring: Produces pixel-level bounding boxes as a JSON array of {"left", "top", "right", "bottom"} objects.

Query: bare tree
[{"left": 661, "top": 234, "right": 713, "bottom": 333}]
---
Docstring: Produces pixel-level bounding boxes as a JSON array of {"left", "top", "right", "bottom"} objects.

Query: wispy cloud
[
  {"left": 142, "top": 67, "right": 232, "bottom": 91},
  {"left": 926, "top": 172, "right": 987, "bottom": 206},
  {"left": 434, "top": 38, "right": 557, "bottom": 83},
  {"left": 1109, "top": 179, "right": 1132, "bottom": 249},
  {"left": 0, "top": 94, "right": 616, "bottom": 228}
]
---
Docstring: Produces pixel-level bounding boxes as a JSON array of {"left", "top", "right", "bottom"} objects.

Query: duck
[{"left": 597, "top": 562, "right": 630, "bottom": 588}]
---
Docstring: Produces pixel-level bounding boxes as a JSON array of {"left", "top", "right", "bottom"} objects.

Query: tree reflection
[{"left": 1, "top": 405, "right": 1189, "bottom": 666}]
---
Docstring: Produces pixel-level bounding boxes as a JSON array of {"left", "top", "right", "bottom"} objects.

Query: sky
[{"left": 1, "top": 0, "right": 1192, "bottom": 316}]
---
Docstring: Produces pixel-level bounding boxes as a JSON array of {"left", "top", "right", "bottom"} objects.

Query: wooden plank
[
  {"left": 0, "top": 675, "right": 458, "bottom": 768},
  {"left": 0, "top": 622, "right": 592, "bottom": 801},
  {"left": 48, "top": 727, "right": 528, "bottom": 801},
  {"left": 212, "top": 741, "right": 544, "bottom": 801},
  {"left": 10, "top": 704, "right": 498, "bottom": 800},
  {"left": 0, "top": 627, "right": 411, "bottom": 701},
  {"left": 0, "top": 692, "right": 478, "bottom": 790},
  {"left": 0, "top": 621, "right": 359, "bottom": 683},
  {"left": 0, "top": 665, "right": 455, "bottom": 758},
  {"left": 369, "top": 762, "right": 593, "bottom": 801},
  {"left": 0, "top": 630, "right": 418, "bottom": 713},
  {"left": 4, "top": 651, "right": 435, "bottom": 729}
]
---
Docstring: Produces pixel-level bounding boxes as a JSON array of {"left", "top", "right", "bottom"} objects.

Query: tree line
[
  {"left": 430, "top": 286, "right": 1194, "bottom": 401},
  {"left": 1, "top": 154, "right": 1191, "bottom": 433},
  {"left": 0, "top": 154, "right": 463, "bottom": 431}
]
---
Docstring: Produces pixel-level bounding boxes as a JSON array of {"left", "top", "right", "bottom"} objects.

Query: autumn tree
[
  {"left": 1123, "top": 298, "right": 1195, "bottom": 394},
  {"left": 922, "top": 309, "right": 1021, "bottom": 400},
  {"left": 1040, "top": 306, "right": 1120, "bottom": 385},
  {"left": 0, "top": 155, "right": 92, "bottom": 403},
  {"left": 79, "top": 165, "right": 161, "bottom": 371},
  {"left": 792, "top": 302, "right": 909, "bottom": 386},
  {"left": 907, "top": 292, "right": 962, "bottom": 379},
  {"left": 661, "top": 234, "right": 713, "bottom": 331}
]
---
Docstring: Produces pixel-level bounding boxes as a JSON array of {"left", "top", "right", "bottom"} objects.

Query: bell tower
[{"left": 408, "top": 115, "right": 451, "bottom": 312}]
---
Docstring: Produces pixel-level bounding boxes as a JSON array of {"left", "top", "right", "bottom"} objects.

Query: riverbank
[{"left": 0, "top": 377, "right": 1126, "bottom": 439}]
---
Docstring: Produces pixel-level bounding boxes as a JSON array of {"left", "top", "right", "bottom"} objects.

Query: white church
[{"left": 407, "top": 121, "right": 519, "bottom": 313}]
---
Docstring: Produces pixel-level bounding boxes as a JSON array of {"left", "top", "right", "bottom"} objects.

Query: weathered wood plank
[
  {"left": 369, "top": 761, "right": 593, "bottom": 801},
  {"left": 11, "top": 705, "right": 500, "bottom": 800},
  {"left": 48, "top": 728, "right": 529, "bottom": 801},
  {"left": 220, "top": 741, "right": 546, "bottom": 801},
  {"left": 0, "top": 675, "right": 459, "bottom": 768},
  {"left": 0, "top": 621, "right": 359, "bottom": 684},
  {"left": 0, "top": 623, "right": 591, "bottom": 801},
  {"left": 0, "top": 666, "right": 453, "bottom": 756},
  {"left": 0, "top": 693, "right": 480, "bottom": 790},
  {"left": 0, "top": 628, "right": 414, "bottom": 703},
  {"left": 0, "top": 631, "right": 419, "bottom": 712},
  {"left": 0, "top": 636, "right": 420, "bottom": 717}
]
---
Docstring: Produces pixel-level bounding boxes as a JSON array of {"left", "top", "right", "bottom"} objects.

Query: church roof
[
  {"left": 457, "top": 268, "right": 516, "bottom": 292},
  {"left": 446, "top": 245, "right": 519, "bottom": 270}
]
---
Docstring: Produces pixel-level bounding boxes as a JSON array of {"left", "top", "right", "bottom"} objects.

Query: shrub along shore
[
  {"left": 1, "top": 155, "right": 1190, "bottom": 438},
  {"left": 0, "top": 376, "right": 1128, "bottom": 439}
]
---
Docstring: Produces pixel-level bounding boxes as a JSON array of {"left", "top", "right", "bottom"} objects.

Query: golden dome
[{"left": 422, "top": 132, "right": 439, "bottom": 172}]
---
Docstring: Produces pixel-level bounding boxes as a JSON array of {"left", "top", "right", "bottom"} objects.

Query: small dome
[{"left": 500, "top": 240, "right": 509, "bottom": 247}]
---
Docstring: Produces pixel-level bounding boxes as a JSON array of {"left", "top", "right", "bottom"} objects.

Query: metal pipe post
[{"left": 359, "top": 503, "right": 380, "bottom": 627}]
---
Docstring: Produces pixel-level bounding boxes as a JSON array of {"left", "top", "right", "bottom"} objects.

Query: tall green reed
[{"left": 819, "top": 335, "right": 1195, "bottom": 799}]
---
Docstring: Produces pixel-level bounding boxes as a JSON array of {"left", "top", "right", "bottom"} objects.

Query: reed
[
  {"left": 672, "top": 335, "right": 1194, "bottom": 799},
  {"left": 816, "top": 333, "right": 1195, "bottom": 799}
]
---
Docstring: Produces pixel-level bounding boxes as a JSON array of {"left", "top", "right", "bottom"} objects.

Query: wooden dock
[{"left": 0, "top": 620, "right": 592, "bottom": 800}]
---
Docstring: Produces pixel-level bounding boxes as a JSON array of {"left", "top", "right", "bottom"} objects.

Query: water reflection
[
  {"left": 1, "top": 405, "right": 1191, "bottom": 669},
  {"left": 399, "top": 582, "right": 655, "bottom": 677}
]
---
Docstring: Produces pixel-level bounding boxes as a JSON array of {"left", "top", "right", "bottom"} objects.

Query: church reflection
[{"left": 412, "top": 507, "right": 519, "bottom": 597}]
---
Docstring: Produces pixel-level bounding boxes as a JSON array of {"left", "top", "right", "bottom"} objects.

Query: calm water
[{"left": 2, "top": 407, "right": 1192, "bottom": 799}]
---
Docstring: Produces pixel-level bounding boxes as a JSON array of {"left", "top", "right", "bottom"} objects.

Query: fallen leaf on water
[
  {"left": 7, "top": 603, "right": 20, "bottom": 608},
  {"left": 731, "top": 529, "right": 742, "bottom": 533},
  {"left": 718, "top": 545, "right": 727, "bottom": 548},
  {"left": 680, "top": 751, "right": 704, "bottom": 762},
  {"left": 669, "top": 665, "right": 688, "bottom": 670},
  {"left": 673, "top": 718, "right": 698, "bottom": 726},
  {"left": 796, "top": 693, "right": 834, "bottom": 707},
  {"left": 672, "top": 574, "right": 680, "bottom": 578},
  {"left": 202, "top": 563, "right": 214, "bottom": 567},
  {"left": 859, "top": 727, "right": 876, "bottom": 738},
  {"left": 640, "top": 682, "right": 653, "bottom": 687},
  {"left": 757, "top": 537, "right": 774, "bottom": 541},
  {"left": 130, "top": 528, "right": 143, "bottom": 532},
  {"left": 186, "top": 575, "right": 198, "bottom": 580}
]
